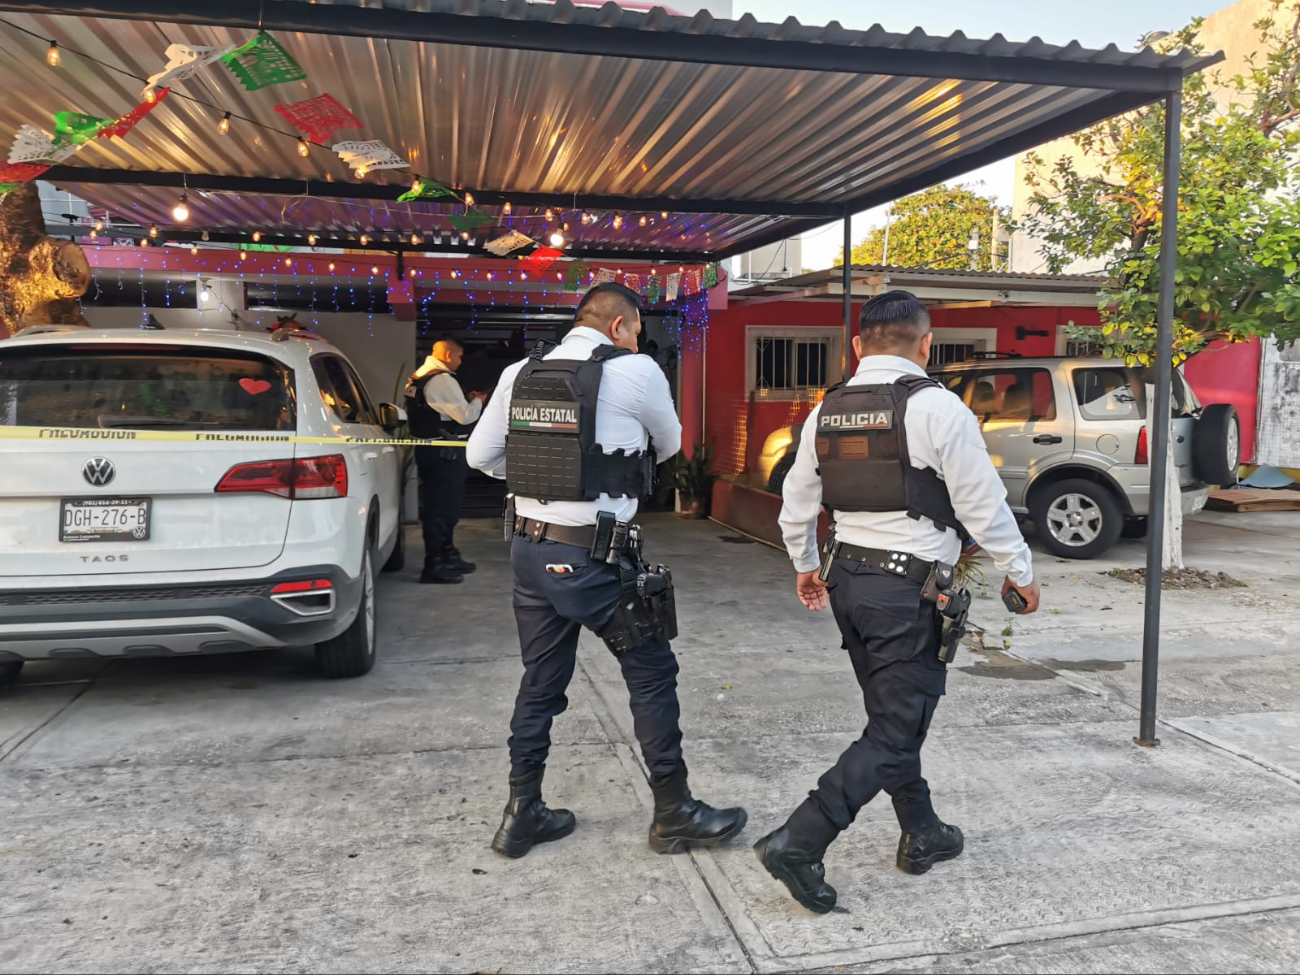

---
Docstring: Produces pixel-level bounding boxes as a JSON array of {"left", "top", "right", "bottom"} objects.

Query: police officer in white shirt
[
  {"left": 467, "top": 283, "right": 746, "bottom": 860},
  {"left": 405, "top": 337, "right": 485, "bottom": 584},
  {"left": 754, "top": 290, "right": 1040, "bottom": 914}
]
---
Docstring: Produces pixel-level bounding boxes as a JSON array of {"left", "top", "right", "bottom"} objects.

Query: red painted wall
[
  {"left": 1183, "top": 337, "right": 1261, "bottom": 463},
  {"left": 703, "top": 298, "right": 1103, "bottom": 479}
]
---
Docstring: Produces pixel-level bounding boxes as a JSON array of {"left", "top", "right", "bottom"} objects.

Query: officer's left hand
[{"left": 795, "top": 571, "right": 829, "bottom": 612}]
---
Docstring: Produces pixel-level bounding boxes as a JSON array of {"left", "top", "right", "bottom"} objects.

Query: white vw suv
[{"left": 0, "top": 325, "right": 406, "bottom": 686}]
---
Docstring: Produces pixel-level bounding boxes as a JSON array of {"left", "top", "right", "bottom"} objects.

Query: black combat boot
[
  {"left": 445, "top": 546, "right": 476, "bottom": 574},
  {"left": 753, "top": 801, "right": 839, "bottom": 914},
  {"left": 420, "top": 556, "right": 463, "bottom": 585},
  {"left": 646, "top": 765, "right": 747, "bottom": 854},
  {"left": 490, "top": 767, "right": 577, "bottom": 859},
  {"left": 896, "top": 821, "right": 964, "bottom": 875}
]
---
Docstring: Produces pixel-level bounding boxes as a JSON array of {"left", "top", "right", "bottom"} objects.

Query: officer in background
[
  {"left": 754, "top": 290, "right": 1040, "bottom": 913},
  {"left": 405, "top": 336, "right": 485, "bottom": 585},
  {"left": 466, "top": 282, "right": 747, "bottom": 860}
]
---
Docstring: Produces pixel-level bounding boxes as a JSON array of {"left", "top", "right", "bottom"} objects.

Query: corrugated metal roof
[
  {"left": 731, "top": 263, "right": 1108, "bottom": 298},
  {"left": 0, "top": 1, "right": 1220, "bottom": 259}
]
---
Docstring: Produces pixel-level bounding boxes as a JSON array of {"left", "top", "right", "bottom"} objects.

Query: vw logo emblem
[{"left": 83, "top": 457, "right": 116, "bottom": 487}]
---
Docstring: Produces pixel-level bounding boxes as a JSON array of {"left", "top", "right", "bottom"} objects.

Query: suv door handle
[{"left": 1033, "top": 434, "right": 1064, "bottom": 445}]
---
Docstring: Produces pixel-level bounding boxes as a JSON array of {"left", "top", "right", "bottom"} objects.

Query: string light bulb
[
  {"left": 171, "top": 193, "right": 189, "bottom": 222},
  {"left": 545, "top": 208, "right": 555, "bottom": 221},
  {"left": 410, "top": 178, "right": 423, "bottom": 195},
  {"left": 190, "top": 244, "right": 198, "bottom": 255},
  {"left": 354, "top": 166, "right": 368, "bottom": 179},
  {"left": 410, "top": 233, "right": 421, "bottom": 246},
  {"left": 660, "top": 211, "right": 668, "bottom": 218},
  {"left": 461, "top": 231, "right": 469, "bottom": 241},
  {"left": 463, "top": 192, "right": 475, "bottom": 206},
  {"left": 148, "top": 224, "right": 158, "bottom": 238},
  {"left": 549, "top": 231, "right": 565, "bottom": 248},
  {"left": 307, "top": 233, "right": 317, "bottom": 246},
  {"left": 580, "top": 212, "right": 589, "bottom": 225},
  {"left": 93, "top": 219, "right": 103, "bottom": 231},
  {"left": 218, "top": 112, "right": 231, "bottom": 135},
  {"left": 139, "top": 237, "right": 148, "bottom": 247},
  {"left": 359, "top": 234, "right": 369, "bottom": 246},
  {"left": 503, "top": 201, "right": 512, "bottom": 215},
  {"left": 297, "top": 138, "right": 310, "bottom": 157},
  {"left": 46, "top": 41, "right": 59, "bottom": 67},
  {"left": 201, "top": 230, "right": 210, "bottom": 241},
  {"left": 284, "top": 257, "right": 293, "bottom": 267},
  {"left": 252, "top": 231, "right": 262, "bottom": 242},
  {"left": 613, "top": 214, "right": 623, "bottom": 230},
  {"left": 639, "top": 215, "right": 648, "bottom": 227},
  {"left": 143, "top": 87, "right": 157, "bottom": 104},
  {"left": 89, "top": 229, "right": 97, "bottom": 238},
  {"left": 328, "top": 262, "right": 335, "bottom": 272},
  {"left": 520, "top": 271, "right": 528, "bottom": 280},
  {"left": 370, "top": 265, "right": 379, "bottom": 276},
  {"left": 239, "top": 249, "right": 248, "bottom": 260}
]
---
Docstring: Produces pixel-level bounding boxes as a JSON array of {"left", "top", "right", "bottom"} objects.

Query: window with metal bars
[{"left": 746, "top": 327, "right": 840, "bottom": 398}]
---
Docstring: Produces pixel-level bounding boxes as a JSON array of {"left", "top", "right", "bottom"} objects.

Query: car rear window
[{"left": 0, "top": 345, "right": 296, "bottom": 431}]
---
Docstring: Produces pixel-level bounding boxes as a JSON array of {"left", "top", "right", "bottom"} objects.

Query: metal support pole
[
  {"left": 842, "top": 210, "right": 853, "bottom": 380},
  {"left": 1137, "top": 88, "right": 1182, "bottom": 747}
]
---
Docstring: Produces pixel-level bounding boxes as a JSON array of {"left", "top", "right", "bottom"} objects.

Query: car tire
[
  {"left": 315, "top": 548, "right": 377, "bottom": 679},
  {"left": 1031, "top": 478, "right": 1124, "bottom": 560},
  {"left": 0, "top": 661, "right": 23, "bottom": 689},
  {"left": 1193, "top": 404, "right": 1240, "bottom": 485},
  {"left": 382, "top": 522, "right": 406, "bottom": 573},
  {"left": 1122, "top": 517, "right": 1149, "bottom": 539},
  {"left": 766, "top": 454, "right": 796, "bottom": 496}
]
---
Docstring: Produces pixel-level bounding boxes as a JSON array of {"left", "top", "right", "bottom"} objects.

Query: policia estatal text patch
[{"left": 509, "top": 400, "right": 580, "bottom": 432}]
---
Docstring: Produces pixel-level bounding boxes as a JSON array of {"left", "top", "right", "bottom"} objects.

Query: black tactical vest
[
  {"left": 505, "top": 344, "right": 650, "bottom": 502},
  {"left": 814, "top": 375, "right": 967, "bottom": 537},
  {"left": 405, "top": 371, "right": 474, "bottom": 439}
]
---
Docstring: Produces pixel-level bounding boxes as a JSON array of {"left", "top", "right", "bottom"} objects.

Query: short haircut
[
  {"left": 858, "top": 290, "right": 930, "bottom": 351},
  {"left": 432, "top": 335, "right": 464, "bottom": 353},
  {"left": 574, "top": 282, "right": 641, "bottom": 329}
]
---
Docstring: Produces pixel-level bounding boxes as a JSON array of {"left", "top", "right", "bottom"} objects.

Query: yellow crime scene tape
[{"left": 0, "top": 426, "right": 468, "bottom": 448}]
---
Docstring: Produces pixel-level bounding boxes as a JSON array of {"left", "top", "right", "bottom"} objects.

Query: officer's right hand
[
  {"left": 1003, "top": 576, "right": 1041, "bottom": 614},
  {"left": 796, "top": 571, "right": 829, "bottom": 612}
]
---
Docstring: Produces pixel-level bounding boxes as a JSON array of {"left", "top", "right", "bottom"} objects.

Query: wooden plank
[{"left": 1206, "top": 488, "right": 1300, "bottom": 512}]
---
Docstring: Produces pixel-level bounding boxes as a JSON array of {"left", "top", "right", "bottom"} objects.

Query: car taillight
[
  {"left": 1135, "top": 427, "right": 1149, "bottom": 465},
  {"left": 215, "top": 455, "right": 348, "bottom": 499}
]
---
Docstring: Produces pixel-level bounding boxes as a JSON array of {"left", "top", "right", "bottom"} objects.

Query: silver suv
[{"left": 758, "top": 355, "right": 1240, "bottom": 560}]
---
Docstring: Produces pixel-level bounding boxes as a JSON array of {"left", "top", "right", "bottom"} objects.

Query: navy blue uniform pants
[
  {"left": 416, "top": 446, "right": 467, "bottom": 561},
  {"left": 507, "top": 535, "right": 684, "bottom": 779},
  {"left": 789, "top": 560, "right": 948, "bottom": 845}
]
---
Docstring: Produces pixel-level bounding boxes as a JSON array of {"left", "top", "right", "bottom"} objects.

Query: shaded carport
[{"left": 0, "top": 0, "right": 1220, "bottom": 741}]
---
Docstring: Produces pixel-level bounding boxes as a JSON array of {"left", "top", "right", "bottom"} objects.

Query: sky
[{"left": 730, "top": 0, "right": 1225, "bottom": 268}]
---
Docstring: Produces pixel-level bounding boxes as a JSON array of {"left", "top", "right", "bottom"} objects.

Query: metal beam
[
  {"left": 43, "top": 167, "right": 844, "bottom": 220},
  {"left": 43, "top": 224, "right": 709, "bottom": 264},
  {"left": 1137, "top": 88, "right": 1182, "bottom": 747},
  {"left": 842, "top": 212, "right": 853, "bottom": 380},
  {"left": 0, "top": 0, "right": 1203, "bottom": 92}
]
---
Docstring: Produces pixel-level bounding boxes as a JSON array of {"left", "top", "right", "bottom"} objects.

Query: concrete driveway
[{"left": 3, "top": 512, "right": 1299, "bottom": 974}]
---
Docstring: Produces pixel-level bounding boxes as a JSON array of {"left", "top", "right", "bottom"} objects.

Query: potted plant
[{"left": 671, "top": 442, "right": 715, "bottom": 519}]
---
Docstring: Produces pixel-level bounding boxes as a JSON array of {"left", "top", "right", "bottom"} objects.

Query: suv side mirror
[{"left": 379, "top": 402, "right": 406, "bottom": 431}]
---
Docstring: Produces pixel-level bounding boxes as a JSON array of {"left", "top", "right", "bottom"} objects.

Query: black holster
[
  {"left": 596, "top": 555, "right": 678, "bottom": 653},
  {"left": 920, "top": 561, "right": 971, "bottom": 663}
]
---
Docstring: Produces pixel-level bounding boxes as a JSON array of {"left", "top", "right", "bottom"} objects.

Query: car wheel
[
  {"left": 1031, "top": 478, "right": 1124, "bottom": 560},
  {"left": 1193, "top": 404, "right": 1240, "bottom": 485},
  {"left": 382, "top": 521, "right": 406, "bottom": 573},
  {"left": 315, "top": 548, "right": 377, "bottom": 679},
  {"left": 766, "top": 454, "right": 796, "bottom": 496},
  {"left": 0, "top": 661, "right": 23, "bottom": 689}
]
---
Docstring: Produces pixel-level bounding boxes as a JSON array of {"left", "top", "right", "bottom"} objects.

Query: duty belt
[
  {"left": 831, "top": 541, "right": 934, "bottom": 584},
  {"left": 514, "top": 516, "right": 601, "bottom": 548}
]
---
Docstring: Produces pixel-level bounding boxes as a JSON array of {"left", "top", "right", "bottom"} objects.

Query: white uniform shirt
[
  {"left": 779, "top": 354, "right": 1034, "bottom": 585},
  {"left": 466, "top": 326, "right": 682, "bottom": 526},
  {"left": 406, "top": 357, "right": 483, "bottom": 428}
]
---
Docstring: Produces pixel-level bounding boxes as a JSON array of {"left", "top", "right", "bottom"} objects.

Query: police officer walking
[
  {"left": 466, "top": 282, "right": 747, "bottom": 859},
  {"left": 405, "top": 337, "right": 485, "bottom": 585},
  {"left": 754, "top": 290, "right": 1040, "bottom": 913}
]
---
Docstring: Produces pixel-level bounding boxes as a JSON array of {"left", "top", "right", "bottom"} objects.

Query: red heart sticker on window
[{"left": 239, "top": 378, "right": 272, "bottom": 395}]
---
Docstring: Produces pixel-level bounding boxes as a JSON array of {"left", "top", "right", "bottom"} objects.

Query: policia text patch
[{"left": 818, "top": 409, "right": 894, "bottom": 431}]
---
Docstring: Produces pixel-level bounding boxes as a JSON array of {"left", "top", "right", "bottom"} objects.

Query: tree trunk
[
  {"left": 1145, "top": 384, "right": 1185, "bottom": 571},
  {"left": 0, "top": 182, "right": 91, "bottom": 335}
]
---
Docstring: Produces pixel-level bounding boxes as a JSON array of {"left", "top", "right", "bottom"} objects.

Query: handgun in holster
[
  {"left": 921, "top": 561, "right": 972, "bottom": 664},
  {"left": 595, "top": 526, "right": 678, "bottom": 653}
]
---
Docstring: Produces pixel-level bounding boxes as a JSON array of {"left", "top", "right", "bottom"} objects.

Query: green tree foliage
[
  {"left": 1017, "top": 2, "right": 1300, "bottom": 367},
  {"left": 835, "top": 184, "right": 1008, "bottom": 270}
]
